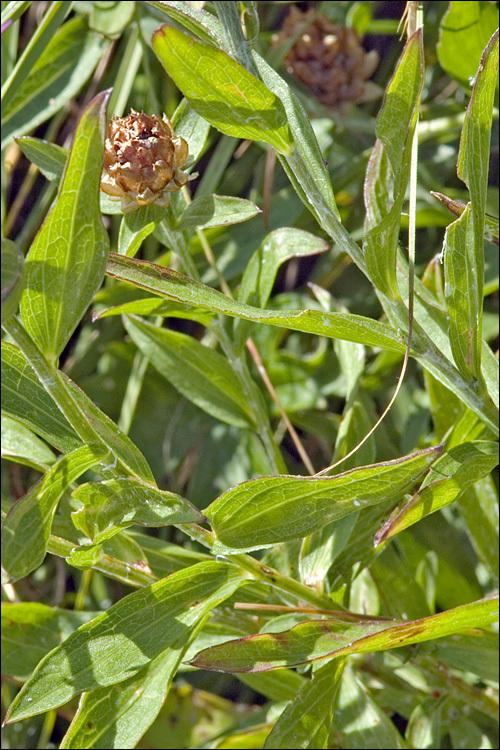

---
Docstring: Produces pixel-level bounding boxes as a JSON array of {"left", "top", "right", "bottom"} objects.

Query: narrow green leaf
[
  {"left": 179, "top": 195, "right": 261, "bottom": 230},
  {"left": 95, "top": 297, "right": 214, "bottom": 324},
  {"left": 1, "top": 16, "right": 108, "bottom": 148},
  {"left": 189, "top": 596, "right": 498, "bottom": 673},
  {"left": 437, "top": 1, "right": 498, "bottom": 86},
  {"left": 71, "top": 477, "right": 204, "bottom": 543},
  {"left": 406, "top": 697, "right": 443, "bottom": 750},
  {"left": 1, "top": 340, "right": 81, "bottom": 453},
  {"left": 444, "top": 30, "right": 499, "bottom": 379},
  {"left": 15, "top": 136, "right": 67, "bottom": 182},
  {"left": 147, "top": 0, "right": 225, "bottom": 46},
  {"left": 59, "top": 632, "right": 192, "bottom": 749},
  {"left": 1, "top": 238, "right": 24, "bottom": 324},
  {"left": 152, "top": 24, "right": 293, "bottom": 154},
  {"left": 1, "top": 445, "right": 105, "bottom": 581},
  {"left": 5, "top": 561, "right": 249, "bottom": 723},
  {"left": 364, "top": 30, "right": 424, "bottom": 300},
  {"left": 264, "top": 658, "right": 345, "bottom": 749},
  {"left": 458, "top": 476, "right": 499, "bottom": 582},
  {"left": 20, "top": 90, "right": 110, "bottom": 364},
  {"left": 1, "top": 602, "right": 97, "bottom": 681},
  {"left": 123, "top": 315, "right": 256, "bottom": 429},
  {"left": 171, "top": 98, "right": 211, "bottom": 166},
  {"left": 205, "top": 446, "right": 441, "bottom": 552},
  {"left": 376, "top": 440, "right": 498, "bottom": 541},
  {"left": 106, "top": 253, "right": 406, "bottom": 353},
  {"left": 117, "top": 205, "right": 168, "bottom": 257},
  {"left": 1, "top": 414, "right": 57, "bottom": 471}
]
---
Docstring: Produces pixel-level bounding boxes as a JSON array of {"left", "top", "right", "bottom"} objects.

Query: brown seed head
[
  {"left": 101, "top": 111, "right": 189, "bottom": 213},
  {"left": 272, "top": 7, "right": 378, "bottom": 108}
]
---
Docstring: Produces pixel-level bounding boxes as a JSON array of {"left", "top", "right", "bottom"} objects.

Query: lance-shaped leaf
[
  {"left": 19, "top": 90, "right": 110, "bottom": 364},
  {"left": 1, "top": 445, "right": 106, "bottom": 581},
  {"left": 59, "top": 629, "right": 196, "bottom": 750},
  {"left": 152, "top": 24, "right": 292, "bottom": 154},
  {"left": 106, "top": 254, "right": 406, "bottom": 353},
  {"left": 444, "top": 30, "right": 499, "bottom": 381},
  {"left": 363, "top": 30, "right": 424, "bottom": 300},
  {"left": 264, "top": 658, "right": 345, "bottom": 749},
  {"left": 189, "top": 596, "right": 498, "bottom": 673},
  {"left": 123, "top": 315, "right": 256, "bottom": 429},
  {"left": 4, "top": 561, "right": 250, "bottom": 724},
  {"left": 375, "top": 440, "right": 498, "bottom": 543},
  {"left": 1, "top": 415, "right": 57, "bottom": 472},
  {"left": 1, "top": 341, "right": 80, "bottom": 452},
  {"left": 204, "top": 446, "right": 441, "bottom": 553},
  {"left": 71, "top": 477, "right": 204, "bottom": 544},
  {"left": 1, "top": 603, "right": 97, "bottom": 681}
]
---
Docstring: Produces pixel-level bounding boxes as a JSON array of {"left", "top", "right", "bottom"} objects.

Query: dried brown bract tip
[
  {"left": 100, "top": 110, "right": 189, "bottom": 213},
  {"left": 272, "top": 7, "right": 379, "bottom": 109}
]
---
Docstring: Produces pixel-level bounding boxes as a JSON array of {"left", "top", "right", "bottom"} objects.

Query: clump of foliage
[{"left": 1, "top": 2, "right": 498, "bottom": 749}]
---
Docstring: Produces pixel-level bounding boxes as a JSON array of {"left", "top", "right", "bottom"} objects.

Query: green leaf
[
  {"left": 1, "top": 341, "right": 81, "bottom": 453},
  {"left": 1, "top": 445, "right": 106, "bottom": 581},
  {"left": 1, "top": 238, "right": 24, "bottom": 324},
  {"left": 123, "top": 315, "right": 256, "bottom": 429},
  {"left": 364, "top": 30, "right": 424, "bottom": 300},
  {"left": 179, "top": 195, "right": 261, "bottom": 230},
  {"left": 147, "top": 0, "right": 225, "bottom": 47},
  {"left": 171, "top": 98, "right": 211, "bottom": 167},
  {"left": 1, "top": 16, "right": 108, "bottom": 148},
  {"left": 238, "top": 228, "right": 328, "bottom": 309},
  {"left": 458, "top": 476, "right": 499, "bottom": 583},
  {"left": 334, "top": 663, "right": 407, "bottom": 748},
  {"left": 71, "top": 477, "right": 204, "bottom": 543},
  {"left": 437, "top": 1, "right": 498, "bottom": 86},
  {"left": 1, "top": 414, "right": 57, "bottom": 471},
  {"left": 59, "top": 631, "right": 193, "bottom": 749},
  {"left": 1, "top": 602, "right": 97, "bottom": 680},
  {"left": 95, "top": 297, "right": 214, "bottom": 325},
  {"left": 444, "top": 30, "right": 499, "bottom": 380},
  {"left": 264, "top": 658, "right": 345, "bottom": 749},
  {"left": 5, "top": 561, "right": 249, "bottom": 723},
  {"left": 151, "top": 24, "right": 293, "bottom": 154},
  {"left": 205, "top": 446, "right": 441, "bottom": 552},
  {"left": 189, "top": 596, "right": 498, "bottom": 672},
  {"left": 19, "top": 90, "right": 110, "bottom": 364},
  {"left": 406, "top": 696, "right": 443, "bottom": 749},
  {"left": 106, "top": 253, "right": 406, "bottom": 353},
  {"left": 117, "top": 205, "right": 169, "bottom": 258},
  {"left": 15, "top": 136, "right": 67, "bottom": 182},
  {"left": 376, "top": 441, "right": 499, "bottom": 541}
]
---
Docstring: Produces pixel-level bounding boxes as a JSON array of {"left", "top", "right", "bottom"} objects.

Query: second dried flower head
[{"left": 101, "top": 110, "right": 189, "bottom": 213}]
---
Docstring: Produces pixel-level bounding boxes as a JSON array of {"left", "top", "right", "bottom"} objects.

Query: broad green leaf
[
  {"left": 1, "top": 341, "right": 81, "bottom": 452},
  {"left": 117, "top": 205, "right": 169, "bottom": 257},
  {"left": 299, "top": 514, "right": 358, "bottom": 592},
  {"left": 147, "top": 0, "right": 225, "bottom": 46},
  {"left": 106, "top": 253, "right": 407, "bottom": 353},
  {"left": 1, "top": 414, "right": 57, "bottom": 471},
  {"left": 1, "top": 602, "right": 97, "bottom": 680},
  {"left": 15, "top": 136, "right": 67, "bottom": 182},
  {"left": 152, "top": 24, "right": 293, "bottom": 154},
  {"left": 62, "top": 371, "right": 155, "bottom": 483},
  {"left": 123, "top": 315, "right": 256, "bottom": 429},
  {"left": 1, "top": 238, "right": 24, "bottom": 323},
  {"left": 20, "top": 90, "right": 110, "bottom": 364},
  {"left": 205, "top": 446, "right": 441, "bottom": 552},
  {"left": 437, "top": 1, "right": 498, "bottom": 86},
  {"left": 444, "top": 31, "right": 499, "bottom": 380},
  {"left": 1, "top": 16, "right": 108, "bottom": 148},
  {"left": 406, "top": 697, "right": 443, "bottom": 750},
  {"left": 179, "top": 195, "right": 261, "bottom": 230},
  {"left": 189, "top": 596, "right": 498, "bottom": 672},
  {"left": 171, "top": 97, "right": 211, "bottom": 166},
  {"left": 71, "top": 477, "right": 204, "bottom": 543},
  {"left": 238, "top": 228, "right": 328, "bottom": 309},
  {"left": 375, "top": 441, "right": 499, "bottom": 542},
  {"left": 5, "top": 561, "right": 250, "bottom": 723},
  {"left": 364, "top": 30, "right": 424, "bottom": 300},
  {"left": 264, "top": 658, "right": 345, "bottom": 749},
  {"left": 433, "top": 631, "right": 499, "bottom": 684},
  {"left": 449, "top": 717, "right": 493, "bottom": 750},
  {"left": 333, "top": 663, "right": 407, "bottom": 748},
  {"left": 1, "top": 444, "right": 105, "bottom": 581},
  {"left": 60, "top": 631, "right": 193, "bottom": 749}
]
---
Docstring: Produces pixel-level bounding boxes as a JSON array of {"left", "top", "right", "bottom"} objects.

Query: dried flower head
[
  {"left": 100, "top": 110, "right": 189, "bottom": 213},
  {"left": 272, "top": 7, "right": 378, "bottom": 108}
]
